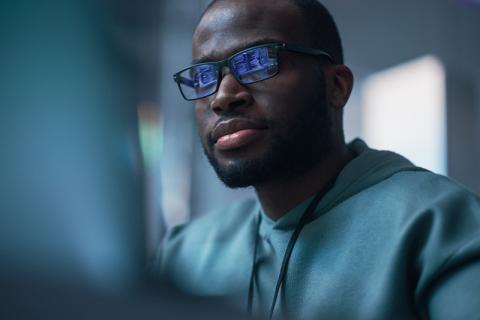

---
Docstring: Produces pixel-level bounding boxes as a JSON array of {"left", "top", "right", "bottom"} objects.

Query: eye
[
  {"left": 232, "top": 48, "right": 271, "bottom": 76},
  {"left": 193, "top": 65, "right": 217, "bottom": 87},
  {"left": 230, "top": 46, "right": 279, "bottom": 84}
]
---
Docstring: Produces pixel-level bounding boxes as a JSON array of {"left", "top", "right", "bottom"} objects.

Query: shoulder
[
  {"left": 365, "top": 168, "right": 480, "bottom": 211},
  {"left": 153, "top": 198, "right": 258, "bottom": 294},
  {"left": 154, "top": 198, "right": 258, "bottom": 277},
  {"left": 166, "top": 197, "right": 258, "bottom": 244},
  {"left": 375, "top": 171, "right": 480, "bottom": 299},
  {"left": 356, "top": 170, "right": 480, "bottom": 250},
  {"left": 321, "top": 167, "right": 480, "bottom": 315}
]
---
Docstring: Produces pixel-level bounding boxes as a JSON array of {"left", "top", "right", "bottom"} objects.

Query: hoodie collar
[
  {"left": 312, "top": 138, "right": 426, "bottom": 218},
  {"left": 258, "top": 139, "right": 427, "bottom": 231}
]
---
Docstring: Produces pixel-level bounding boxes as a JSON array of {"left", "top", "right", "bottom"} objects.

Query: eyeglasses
[{"left": 173, "top": 42, "right": 333, "bottom": 101}]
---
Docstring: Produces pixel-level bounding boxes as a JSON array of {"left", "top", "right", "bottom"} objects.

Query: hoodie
[{"left": 157, "top": 139, "right": 480, "bottom": 319}]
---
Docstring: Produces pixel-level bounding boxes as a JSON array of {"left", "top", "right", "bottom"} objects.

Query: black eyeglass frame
[{"left": 173, "top": 42, "right": 334, "bottom": 101}]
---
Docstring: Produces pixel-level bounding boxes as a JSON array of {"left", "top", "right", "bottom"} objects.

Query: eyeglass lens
[{"left": 176, "top": 45, "right": 279, "bottom": 100}]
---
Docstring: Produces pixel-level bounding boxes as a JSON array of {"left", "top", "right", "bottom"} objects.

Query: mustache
[{"left": 208, "top": 116, "right": 269, "bottom": 145}]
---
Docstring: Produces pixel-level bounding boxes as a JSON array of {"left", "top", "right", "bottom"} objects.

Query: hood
[{"left": 313, "top": 138, "right": 428, "bottom": 217}]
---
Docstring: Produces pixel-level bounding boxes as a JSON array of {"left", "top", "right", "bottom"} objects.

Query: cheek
[
  {"left": 253, "top": 74, "right": 308, "bottom": 117},
  {"left": 194, "top": 102, "right": 215, "bottom": 143}
]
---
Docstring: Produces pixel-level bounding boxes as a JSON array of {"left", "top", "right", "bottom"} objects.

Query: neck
[{"left": 254, "top": 143, "right": 354, "bottom": 220}]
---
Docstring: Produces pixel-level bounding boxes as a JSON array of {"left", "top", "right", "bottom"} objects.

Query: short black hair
[
  {"left": 204, "top": 0, "right": 344, "bottom": 64},
  {"left": 290, "top": 0, "right": 344, "bottom": 64}
]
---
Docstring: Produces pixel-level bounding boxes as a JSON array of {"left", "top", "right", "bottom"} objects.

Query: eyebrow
[{"left": 191, "top": 37, "right": 283, "bottom": 65}]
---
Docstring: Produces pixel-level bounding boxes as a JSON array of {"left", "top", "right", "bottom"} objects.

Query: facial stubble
[{"left": 202, "top": 74, "right": 333, "bottom": 188}]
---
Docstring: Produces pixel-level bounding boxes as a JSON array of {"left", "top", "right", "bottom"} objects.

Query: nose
[{"left": 210, "top": 71, "right": 253, "bottom": 114}]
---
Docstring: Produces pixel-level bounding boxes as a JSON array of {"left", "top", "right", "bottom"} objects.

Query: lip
[{"left": 211, "top": 119, "right": 267, "bottom": 150}]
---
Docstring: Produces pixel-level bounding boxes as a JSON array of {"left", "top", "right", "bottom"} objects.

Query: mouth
[{"left": 211, "top": 118, "right": 268, "bottom": 151}]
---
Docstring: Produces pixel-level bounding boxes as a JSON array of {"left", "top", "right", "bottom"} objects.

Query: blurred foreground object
[
  {"left": 0, "top": 274, "right": 247, "bottom": 320},
  {"left": 0, "top": 0, "right": 247, "bottom": 318},
  {"left": 0, "top": 0, "right": 145, "bottom": 291}
]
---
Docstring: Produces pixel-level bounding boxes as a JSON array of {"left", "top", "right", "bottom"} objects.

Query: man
[{"left": 157, "top": 0, "right": 480, "bottom": 319}]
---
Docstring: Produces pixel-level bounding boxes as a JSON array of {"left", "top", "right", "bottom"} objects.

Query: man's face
[{"left": 192, "top": 0, "right": 334, "bottom": 188}]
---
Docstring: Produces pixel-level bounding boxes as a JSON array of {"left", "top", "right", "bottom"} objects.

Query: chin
[
  {"left": 210, "top": 156, "right": 269, "bottom": 188},
  {"left": 216, "top": 169, "right": 265, "bottom": 189}
]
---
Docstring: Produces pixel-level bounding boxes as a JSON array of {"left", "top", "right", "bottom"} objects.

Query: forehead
[{"left": 192, "top": 0, "right": 310, "bottom": 62}]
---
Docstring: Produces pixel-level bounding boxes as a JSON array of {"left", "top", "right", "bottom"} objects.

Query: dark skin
[{"left": 193, "top": 0, "right": 354, "bottom": 220}]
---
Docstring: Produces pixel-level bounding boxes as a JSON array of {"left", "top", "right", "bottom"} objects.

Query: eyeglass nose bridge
[{"left": 213, "top": 57, "right": 243, "bottom": 86}]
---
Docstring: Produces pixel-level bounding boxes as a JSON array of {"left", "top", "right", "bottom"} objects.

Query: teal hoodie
[{"left": 157, "top": 139, "right": 480, "bottom": 319}]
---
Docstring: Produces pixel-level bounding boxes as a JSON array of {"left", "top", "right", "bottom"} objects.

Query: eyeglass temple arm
[
  {"left": 175, "top": 75, "right": 195, "bottom": 88},
  {"left": 282, "top": 43, "right": 334, "bottom": 63}
]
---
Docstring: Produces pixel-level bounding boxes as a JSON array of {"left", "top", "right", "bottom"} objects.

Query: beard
[{"left": 202, "top": 76, "right": 334, "bottom": 188}]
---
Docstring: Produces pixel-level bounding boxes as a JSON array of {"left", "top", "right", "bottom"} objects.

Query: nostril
[
  {"left": 229, "top": 99, "right": 247, "bottom": 109},
  {"left": 212, "top": 96, "right": 251, "bottom": 114},
  {"left": 211, "top": 103, "right": 224, "bottom": 113}
]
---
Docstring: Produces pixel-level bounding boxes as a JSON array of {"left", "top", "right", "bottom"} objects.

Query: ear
[{"left": 325, "top": 64, "right": 354, "bottom": 110}]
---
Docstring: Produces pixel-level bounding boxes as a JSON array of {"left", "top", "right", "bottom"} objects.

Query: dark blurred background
[{"left": 0, "top": 0, "right": 479, "bottom": 318}]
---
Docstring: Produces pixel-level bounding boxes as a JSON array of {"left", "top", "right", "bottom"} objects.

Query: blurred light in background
[
  {"left": 155, "top": 1, "right": 209, "bottom": 230},
  {"left": 362, "top": 55, "right": 447, "bottom": 174},
  {"left": 139, "top": 103, "right": 164, "bottom": 171},
  {"left": 138, "top": 102, "right": 165, "bottom": 256}
]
